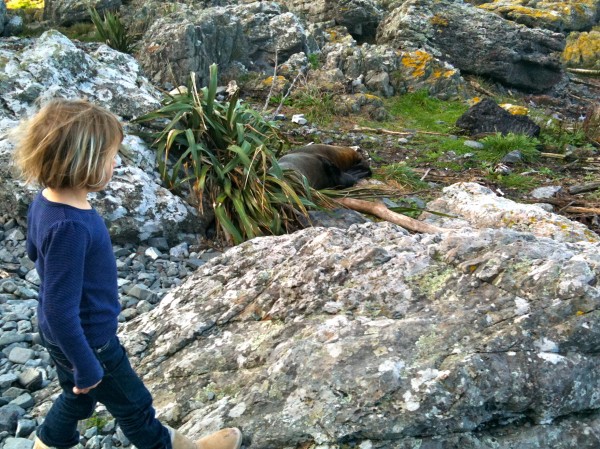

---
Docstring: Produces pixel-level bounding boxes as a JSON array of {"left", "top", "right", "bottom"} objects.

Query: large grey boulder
[
  {"left": 0, "top": 31, "right": 206, "bottom": 244},
  {"left": 377, "top": 0, "right": 566, "bottom": 92},
  {"left": 277, "top": 0, "right": 384, "bottom": 41},
  {"left": 116, "top": 183, "right": 600, "bottom": 448},
  {"left": 137, "top": 2, "right": 315, "bottom": 87},
  {"left": 0, "top": 30, "right": 160, "bottom": 119},
  {"left": 44, "top": 0, "right": 122, "bottom": 27},
  {"left": 321, "top": 32, "right": 466, "bottom": 99},
  {"left": 478, "top": 0, "right": 600, "bottom": 32}
]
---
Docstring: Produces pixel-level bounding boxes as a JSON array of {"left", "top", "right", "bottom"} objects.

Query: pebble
[
  {"left": 0, "top": 217, "right": 222, "bottom": 447},
  {"left": 463, "top": 140, "right": 485, "bottom": 150}
]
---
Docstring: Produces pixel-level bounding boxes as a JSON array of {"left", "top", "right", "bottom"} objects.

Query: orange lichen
[{"left": 401, "top": 50, "right": 433, "bottom": 78}]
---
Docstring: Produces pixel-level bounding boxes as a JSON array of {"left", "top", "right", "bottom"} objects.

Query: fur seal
[{"left": 277, "top": 144, "right": 371, "bottom": 189}]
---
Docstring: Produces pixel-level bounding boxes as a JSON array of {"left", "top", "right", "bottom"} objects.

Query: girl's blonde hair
[{"left": 12, "top": 99, "right": 123, "bottom": 189}]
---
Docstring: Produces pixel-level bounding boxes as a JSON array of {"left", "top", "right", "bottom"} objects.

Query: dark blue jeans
[{"left": 38, "top": 333, "right": 171, "bottom": 449}]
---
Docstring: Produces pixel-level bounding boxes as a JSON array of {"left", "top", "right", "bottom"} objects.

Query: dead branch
[
  {"left": 567, "top": 68, "right": 600, "bottom": 76},
  {"left": 335, "top": 197, "right": 447, "bottom": 234},
  {"left": 561, "top": 206, "right": 600, "bottom": 214},
  {"left": 263, "top": 49, "right": 279, "bottom": 112},
  {"left": 568, "top": 182, "right": 600, "bottom": 195},
  {"left": 466, "top": 78, "right": 496, "bottom": 97},
  {"left": 353, "top": 125, "right": 451, "bottom": 137}
]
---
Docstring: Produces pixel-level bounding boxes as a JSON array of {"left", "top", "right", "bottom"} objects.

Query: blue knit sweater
[{"left": 26, "top": 191, "right": 120, "bottom": 388}]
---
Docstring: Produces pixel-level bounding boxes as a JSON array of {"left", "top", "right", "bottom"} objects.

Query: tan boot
[
  {"left": 33, "top": 438, "right": 52, "bottom": 449},
  {"left": 170, "top": 426, "right": 243, "bottom": 449}
]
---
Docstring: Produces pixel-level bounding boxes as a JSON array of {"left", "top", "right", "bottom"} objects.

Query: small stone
[
  {"left": 24, "top": 270, "right": 40, "bottom": 287},
  {"left": 83, "top": 426, "right": 98, "bottom": 439},
  {"left": 169, "top": 243, "right": 189, "bottom": 259},
  {"left": 17, "top": 368, "right": 43, "bottom": 391},
  {"left": 144, "top": 247, "right": 162, "bottom": 261},
  {"left": 85, "top": 435, "right": 103, "bottom": 449},
  {"left": 463, "top": 140, "right": 485, "bottom": 150},
  {"left": 8, "top": 348, "right": 35, "bottom": 365},
  {"left": 15, "top": 418, "right": 36, "bottom": 438},
  {"left": 0, "top": 403, "right": 26, "bottom": 432},
  {"left": 530, "top": 186, "right": 562, "bottom": 199},
  {"left": 3, "top": 387, "right": 26, "bottom": 400},
  {"left": 127, "top": 284, "right": 158, "bottom": 304},
  {"left": 274, "top": 114, "right": 286, "bottom": 121},
  {"left": 5, "top": 229, "right": 25, "bottom": 242},
  {"left": 10, "top": 393, "right": 35, "bottom": 410},
  {"left": 501, "top": 150, "right": 523, "bottom": 164},
  {"left": 148, "top": 237, "right": 169, "bottom": 251},
  {"left": 2, "top": 437, "right": 34, "bottom": 449},
  {"left": 292, "top": 114, "right": 308, "bottom": 125},
  {"left": 0, "top": 373, "right": 17, "bottom": 390}
]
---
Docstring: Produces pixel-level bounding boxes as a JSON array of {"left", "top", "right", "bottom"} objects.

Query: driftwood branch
[
  {"left": 335, "top": 197, "right": 446, "bottom": 234},
  {"left": 353, "top": 125, "right": 451, "bottom": 137},
  {"left": 567, "top": 68, "right": 600, "bottom": 76},
  {"left": 561, "top": 206, "right": 600, "bottom": 214},
  {"left": 466, "top": 78, "right": 496, "bottom": 97},
  {"left": 568, "top": 182, "right": 600, "bottom": 195}
]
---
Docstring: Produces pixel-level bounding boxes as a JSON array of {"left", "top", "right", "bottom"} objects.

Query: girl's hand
[{"left": 73, "top": 380, "right": 101, "bottom": 395}]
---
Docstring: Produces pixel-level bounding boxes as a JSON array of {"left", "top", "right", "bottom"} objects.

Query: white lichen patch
[
  {"left": 514, "top": 297, "right": 530, "bottom": 315},
  {"left": 378, "top": 359, "right": 406, "bottom": 380},
  {"left": 534, "top": 337, "right": 559, "bottom": 353},
  {"left": 228, "top": 401, "right": 247, "bottom": 418},
  {"left": 410, "top": 368, "right": 450, "bottom": 391},
  {"left": 403, "top": 390, "right": 421, "bottom": 411},
  {"left": 537, "top": 352, "right": 566, "bottom": 365},
  {"left": 326, "top": 342, "right": 344, "bottom": 358}
]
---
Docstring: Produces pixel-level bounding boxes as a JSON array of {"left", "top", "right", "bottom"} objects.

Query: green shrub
[
  {"left": 292, "top": 86, "right": 336, "bottom": 125},
  {"left": 89, "top": 7, "right": 134, "bottom": 53},
  {"left": 377, "top": 162, "right": 428, "bottom": 190},
  {"left": 479, "top": 132, "right": 540, "bottom": 163},
  {"left": 135, "top": 64, "right": 336, "bottom": 244}
]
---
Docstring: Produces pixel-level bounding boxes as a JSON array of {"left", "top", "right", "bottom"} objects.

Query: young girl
[{"left": 13, "top": 99, "right": 242, "bottom": 449}]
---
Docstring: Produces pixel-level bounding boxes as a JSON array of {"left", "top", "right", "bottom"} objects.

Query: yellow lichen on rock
[
  {"left": 401, "top": 50, "right": 433, "bottom": 78},
  {"left": 562, "top": 30, "right": 600, "bottom": 69},
  {"left": 500, "top": 103, "right": 529, "bottom": 115},
  {"left": 478, "top": 0, "right": 597, "bottom": 30}
]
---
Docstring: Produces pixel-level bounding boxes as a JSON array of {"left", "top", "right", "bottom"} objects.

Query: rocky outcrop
[
  {"left": 43, "top": 0, "right": 122, "bottom": 27},
  {"left": 478, "top": 0, "right": 600, "bottom": 32},
  {"left": 137, "top": 2, "right": 316, "bottom": 88},
  {"left": 0, "top": 31, "right": 160, "bottom": 119},
  {"left": 562, "top": 30, "right": 600, "bottom": 69},
  {"left": 455, "top": 98, "right": 541, "bottom": 137},
  {"left": 118, "top": 182, "right": 600, "bottom": 448},
  {"left": 319, "top": 28, "right": 466, "bottom": 99},
  {"left": 424, "top": 183, "right": 599, "bottom": 243},
  {"left": 377, "top": 0, "right": 566, "bottom": 92},
  {"left": 277, "top": 0, "right": 384, "bottom": 42},
  {"left": 0, "top": 31, "right": 206, "bottom": 244}
]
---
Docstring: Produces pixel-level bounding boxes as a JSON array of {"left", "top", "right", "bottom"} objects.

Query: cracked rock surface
[{"left": 119, "top": 184, "right": 600, "bottom": 449}]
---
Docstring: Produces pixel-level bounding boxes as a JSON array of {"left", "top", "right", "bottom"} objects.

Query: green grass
[
  {"left": 486, "top": 173, "right": 539, "bottom": 190},
  {"left": 291, "top": 86, "right": 336, "bottom": 125},
  {"left": 384, "top": 89, "right": 468, "bottom": 133},
  {"left": 477, "top": 133, "right": 540, "bottom": 164},
  {"left": 375, "top": 162, "right": 428, "bottom": 190}
]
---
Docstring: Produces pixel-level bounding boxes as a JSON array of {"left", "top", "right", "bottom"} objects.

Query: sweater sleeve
[{"left": 41, "top": 220, "right": 104, "bottom": 388}]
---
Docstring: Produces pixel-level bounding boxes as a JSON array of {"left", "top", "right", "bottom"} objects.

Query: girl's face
[{"left": 91, "top": 141, "right": 121, "bottom": 192}]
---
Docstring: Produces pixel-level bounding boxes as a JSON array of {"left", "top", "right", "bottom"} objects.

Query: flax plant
[
  {"left": 136, "top": 64, "right": 337, "bottom": 244},
  {"left": 89, "top": 7, "right": 134, "bottom": 53}
]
